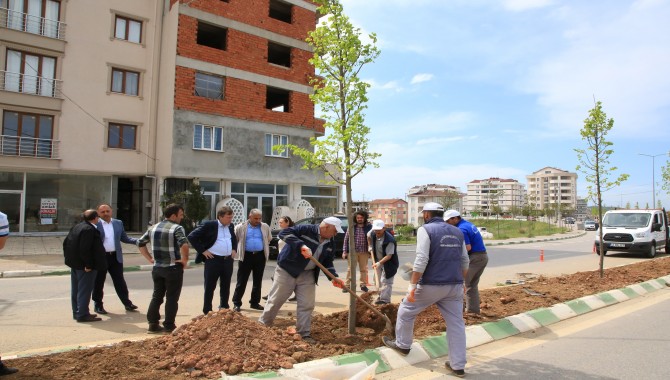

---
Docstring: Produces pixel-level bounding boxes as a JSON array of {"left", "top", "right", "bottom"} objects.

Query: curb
[
  {"left": 6, "top": 274, "right": 668, "bottom": 379},
  {"left": 223, "top": 274, "right": 670, "bottom": 379},
  {"left": 0, "top": 260, "right": 200, "bottom": 278}
]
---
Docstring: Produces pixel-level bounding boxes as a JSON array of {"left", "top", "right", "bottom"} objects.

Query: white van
[{"left": 594, "top": 209, "right": 668, "bottom": 258}]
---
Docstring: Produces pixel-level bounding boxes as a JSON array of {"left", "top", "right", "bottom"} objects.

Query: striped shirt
[{"left": 137, "top": 220, "right": 189, "bottom": 267}]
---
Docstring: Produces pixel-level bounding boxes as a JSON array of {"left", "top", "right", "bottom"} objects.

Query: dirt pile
[{"left": 9, "top": 257, "right": 670, "bottom": 379}]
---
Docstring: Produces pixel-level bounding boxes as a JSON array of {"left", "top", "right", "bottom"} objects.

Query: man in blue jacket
[
  {"left": 445, "top": 209, "right": 488, "bottom": 314},
  {"left": 259, "top": 217, "right": 345, "bottom": 344},
  {"left": 93, "top": 204, "right": 139, "bottom": 314},
  {"left": 188, "top": 206, "right": 237, "bottom": 314}
]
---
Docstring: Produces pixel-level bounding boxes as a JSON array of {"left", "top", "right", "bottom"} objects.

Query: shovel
[{"left": 306, "top": 255, "right": 395, "bottom": 337}]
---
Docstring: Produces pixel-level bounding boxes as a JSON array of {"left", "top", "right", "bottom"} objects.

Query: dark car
[{"left": 268, "top": 215, "right": 349, "bottom": 260}]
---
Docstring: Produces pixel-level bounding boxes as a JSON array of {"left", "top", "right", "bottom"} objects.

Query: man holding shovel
[
  {"left": 368, "top": 219, "right": 399, "bottom": 305},
  {"left": 382, "top": 202, "right": 469, "bottom": 377},
  {"left": 259, "top": 217, "right": 345, "bottom": 344}
]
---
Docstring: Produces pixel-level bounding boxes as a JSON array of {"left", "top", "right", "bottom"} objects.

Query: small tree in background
[
  {"left": 575, "top": 100, "right": 629, "bottom": 277},
  {"left": 436, "top": 189, "right": 461, "bottom": 211},
  {"left": 161, "top": 182, "right": 208, "bottom": 234}
]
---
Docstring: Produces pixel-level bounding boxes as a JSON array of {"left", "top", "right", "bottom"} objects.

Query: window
[
  {"left": 111, "top": 68, "right": 139, "bottom": 96},
  {"left": 265, "top": 133, "right": 288, "bottom": 157},
  {"left": 5, "top": 49, "right": 57, "bottom": 97},
  {"left": 1, "top": 110, "right": 54, "bottom": 158},
  {"left": 195, "top": 72, "right": 224, "bottom": 100},
  {"left": 193, "top": 124, "right": 223, "bottom": 151},
  {"left": 268, "top": 42, "right": 291, "bottom": 68},
  {"left": 269, "top": 0, "right": 292, "bottom": 23},
  {"left": 114, "top": 15, "right": 142, "bottom": 43},
  {"left": 266, "top": 86, "right": 290, "bottom": 112},
  {"left": 5, "top": 0, "right": 62, "bottom": 39},
  {"left": 107, "top": 123, "right": 137, "bottom": 150},
  {"left": 197, "top": 21, "right": 227, "bottom": 50}
]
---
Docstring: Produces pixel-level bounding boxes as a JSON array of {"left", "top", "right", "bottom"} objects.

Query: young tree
[
  {"left": 436, "top": 189, "right": 462, "bottom": 210},
  {"left": 284, "top": 0, "right": 380, "bottom": 334},
  {"left": 575, "top": 101, "right": 629, "bottom": 277}
]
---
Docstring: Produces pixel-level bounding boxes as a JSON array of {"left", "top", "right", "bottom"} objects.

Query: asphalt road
[{"left": 1, "top": 233, "right": 664, "bottom": 357}]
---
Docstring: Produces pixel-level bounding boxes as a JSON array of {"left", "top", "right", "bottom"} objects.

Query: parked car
[
  {"left": 477, "top": 226, "right": 493, "bottom": 239},
  {"left": 564, "top": 217, "right": 576, "bottom": 224},
  {"left": 584, "top": 220, "right": 598, "bottom": 231},
  {"left": 268, "top": 215, "right": 349, "bottom": 260}
]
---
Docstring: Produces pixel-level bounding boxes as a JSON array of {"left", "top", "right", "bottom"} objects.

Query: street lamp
[{"left": 638, "top": 152, "right": 670, "bottom": 208}]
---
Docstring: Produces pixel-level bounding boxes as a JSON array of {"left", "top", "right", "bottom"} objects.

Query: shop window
[
  {"left": 266, "top": 86, "right": 290, "bottom": 112},
  {"left": 193, "top": 124, "right": 223, "bottom": 152},
  {"left": 268, "top": 42, "right": 291, "bottom": 67},
  {"left": 197, "top": 21, "right": 227, "bottom": 50},
  {"left": 111, "top": 68, "right": 139, "bottom": 96},
  {"left": 265, "top": 133, "right": 288, "bottom": 157}
]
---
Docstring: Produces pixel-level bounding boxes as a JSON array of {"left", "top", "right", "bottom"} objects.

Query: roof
[{"left": 369, "top": 198, "right": 408, "bottom": 204}]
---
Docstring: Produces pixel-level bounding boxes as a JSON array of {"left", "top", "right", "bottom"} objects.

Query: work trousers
[
  {"left": 147, "top": 265, "right": 183, "bottom": 328},
  {"left": 92, "top": 252, "right": 132, "bottom": 307},
  {"left": 232, "top": 251, "right": 266, "bottom": 307},
  {"left": 259, "top": 266, "right": 316, "bottom": 338},
  {"left": 395, "top": 283, "right": 466, "bottom": 370},
  {"left": 202, "top": 255, "right": 234, "bottom": 314},
  {"left": 372, "top": 265, "right": 394, "bottom": 303},
  {"left": 465, "top": 253, "right": 488, "bottom": 313},
  {"left": 345, "top": 251, "right": 369, "bottom": 287},
  {"left": 70, "top": 269, "right": 97, "bottom": 319}
]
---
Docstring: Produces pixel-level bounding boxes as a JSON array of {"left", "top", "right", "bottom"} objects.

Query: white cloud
[
  {"left": 503, "top": 0, "right": 554, "bottom": 12},
  {"left": 366, "top": 79, "right": 403, "bottom": 92},
  {"left": 410, "top": 73, "right": 435, "bottom": 84}
]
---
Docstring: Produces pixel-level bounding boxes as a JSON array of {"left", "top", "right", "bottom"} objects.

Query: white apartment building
[
  {"left": 526, "top": 167, "right": 578, "bottom": 212},
  {"left": 406, "top": 184, "right": 463, "bottom": 226},
  {"left": 464, "top": 177, "right": 526, "bottom": 215}
]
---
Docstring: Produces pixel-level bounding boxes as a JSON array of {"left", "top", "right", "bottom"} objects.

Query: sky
[{"left": 330, "top": 0, "right": 670, "bottom": 208}]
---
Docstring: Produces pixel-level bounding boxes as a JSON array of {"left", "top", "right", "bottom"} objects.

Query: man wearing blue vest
[
  {"left": 383, "top": 202, "right": 469, "bottom": 377},
  {"left": 445, "top": 210, "right": 488, "bottom": 315},
  {"left": 368, "top": 219, "right": 398, "bottom": 305}
]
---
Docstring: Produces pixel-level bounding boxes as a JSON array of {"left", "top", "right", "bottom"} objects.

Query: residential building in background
[
  {"left": 368, "top": 198, "right": 407, "bottom": 227},
  {"left": 526, "top": 167, "right": 578, "bottom": 215},
  {"left": 406, "top": 184, "right": 463, "bottom": 226},
  {"left": 575, "top": 197, "right": 589, "bottom": 220},
  {"left": 343, "top": 200, "right": 370, "bottom": 215},
  {"left": 0, "top": 0, "right": 336, "bottom": 234},
  {"left": 464, "top": 177, "right": 526, "bottom": 215}
]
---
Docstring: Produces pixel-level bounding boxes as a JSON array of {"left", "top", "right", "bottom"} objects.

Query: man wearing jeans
[
  {"left": 444, "top": 209, "right": 489, "bottom": 314},
  {"left": 137, "top": 204, "right": 190, "bottom": 334}
]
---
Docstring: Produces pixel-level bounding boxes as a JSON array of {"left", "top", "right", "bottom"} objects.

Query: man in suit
[
  {"left": 188, "top": 206, "right": 237, "bottom": 314},
  {"left": 63, "top": 209, "right": 107, "bottom": 322},
  {"left": 92, "top": 204, "right": 139, "bottom": 314},
  {"left": 232, "top": 209, "right": 271, "bottom": 312}
]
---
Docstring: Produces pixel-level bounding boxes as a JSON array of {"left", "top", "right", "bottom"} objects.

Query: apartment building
[
  {"left": 368, "top": 198, "right": 407, "bottom": 227},
  {"left": 0, "top": 0, "right": 335, "bottom": 234},
  {"left": 464, "top": 177, "right": 525, "bottom": 215},
  {"left": 406, "top": 184, "right": 463, "bottom": 226},
  {"left": 526, "top": 167, "right": 578, "bottom": 212}
]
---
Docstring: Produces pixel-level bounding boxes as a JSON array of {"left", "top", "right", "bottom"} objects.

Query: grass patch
[{"left": 472, "top": 218, "right": 567, "bottom": 239}]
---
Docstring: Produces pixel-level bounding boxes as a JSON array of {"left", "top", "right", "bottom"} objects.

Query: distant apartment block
[
  {"left": 464, "top": 177, "right": 525, "bottom": 215},
  {"left": 526, "top": 167, "right": 578, "bottom": 212},
  {"left": 0, "top": 0, "right": 336, "bottom": 234},
  {"left": 406, "top": 184, "right": 463, "bottom": 226},
  {"left": 368, "top": 198, "right": 407, "bottom": 227}
]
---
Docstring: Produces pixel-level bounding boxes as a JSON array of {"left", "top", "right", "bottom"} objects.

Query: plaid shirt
[
  {"left": 343, "top": 224, "right": 368, "bottom": 254},
  {"left": 137, "top": 220, "right": 189, "bottom": 267}
]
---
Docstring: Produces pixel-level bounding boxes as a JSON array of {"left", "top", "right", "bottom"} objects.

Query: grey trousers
[
  {"left": 465, "top": 253, "right": 488, "bottom": 313},
  {"left": 394, "top": 283, "right": 467, "bottom": 370},
  {"left": 259, "top": 266, "right": 316, "bottom": 337},
  {"left": 373, "top": 266, "right": 394, "bottom": 303}
]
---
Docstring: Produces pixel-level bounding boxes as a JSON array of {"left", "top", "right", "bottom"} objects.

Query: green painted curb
[
  {"left": 420, "top": 334, "right": 448, "bottom": 358},
  {"left": 239, "top": 371, "right": 280, "bottom": 378},
  {"left": 332, "top": 349, "right": 390, "bottom": 373},
  {"left": 123, "top": 266, "right": 142, "bottom": 272},
  {"left": 596, "top": 292, "right": 619, "bottom": 305},
  {"left": 640, "top": 282, "right": 656, "bottom": 292},
  {"left": 43, "top": 270, "right": 70, "bottom": 276},
  {"left": 481, "top": 319, "right": 519, "bottom": 340},
  {"left": 620, "top": 287, "right": 639, "bottom": 299},
  {"left": 564, "top": 299, "right": 592, "bottom": 315},
  {"left": 526, "top": 308, "right": 560, "bottom": 326}
]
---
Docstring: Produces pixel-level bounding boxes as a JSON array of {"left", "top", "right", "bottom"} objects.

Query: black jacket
[
  {"left": 63, "top": 221, "right": 107, "bottom": 271},
  {"left": 188, "top": 220, "right": 238, "bottom": 264}
]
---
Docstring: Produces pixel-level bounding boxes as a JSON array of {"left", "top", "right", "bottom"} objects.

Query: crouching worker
[
  {"left": 259, "top": 217, "right": 345, "bottom": 344},
  {"left": 368, "top": 219, "right": 399, "bottom": 305}
]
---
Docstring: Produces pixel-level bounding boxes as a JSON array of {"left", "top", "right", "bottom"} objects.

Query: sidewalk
[{"left": 0, "top": 231, "right": 586, "bottom": 278}]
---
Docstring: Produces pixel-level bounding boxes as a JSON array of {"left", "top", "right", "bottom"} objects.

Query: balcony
[
  {"left": 0, "top": 7, "right": 66, "bottom": 39},
  {"left": 1, "top": 71, "right": 62, "bottom": 98},
  {"left": 0, "top": 135, "right": 60, "bottom": 159}
]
